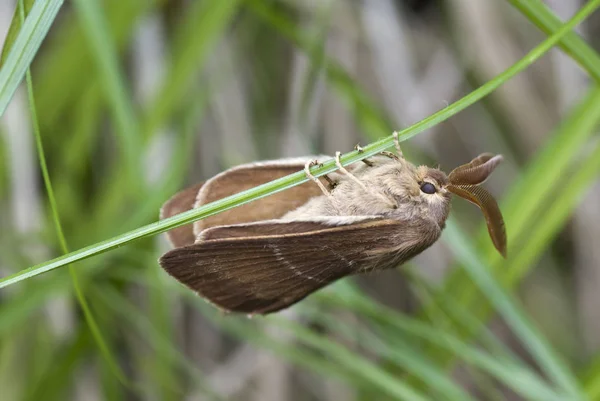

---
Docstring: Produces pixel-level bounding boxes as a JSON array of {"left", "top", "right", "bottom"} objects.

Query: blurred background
[{"left": 1, "top": 0, "right": 600, "bottom": 400}]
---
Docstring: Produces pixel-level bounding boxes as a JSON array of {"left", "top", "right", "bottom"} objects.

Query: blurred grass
[
  {"left": 3, "top": 0, "right": 596, "bottom": 288},
  {"left": 0, "top": 0, "right": 63, "bottom": 115},
  {"left": 1, "top": 0, "right": 600, "bottom": 400}
]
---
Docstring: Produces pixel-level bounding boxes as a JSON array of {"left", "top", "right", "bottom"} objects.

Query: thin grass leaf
[
  {"left": 208, "top": 316, "right": 377, "bottom": 397},
  {"left": 23, "top": 329, "right": 90, "bottom": 401},
  {"left": 317, "top": 283, "right": 568, "bottom": 401},
  {"left": 247, "top": 0, "right": 394, "bottom": 138},
  {"left": 508, "top": 139, "right": 600, "bottom": 288},
  {"left": 22, "top": 1, "right": 131, "bottom": 386},
  {"left": 0, "top": 0, "right": 34, "bottom": 68},
  {"left": 509, "top": 0, "right": 600, "bottom": 81},
  {"left": 143, "top": 0, "right": 242, "bottom": 136},
  {"left": 34, "top": 0, "right": 165, "bottom": 130},
  {"left": 582, "top": 354, "right": 600, "bottom": 399},
  {"left": 444, "top": 219, "right": 584, "bottom": 399},
  {"left": 0, "top": 0, "right": 64, "bottom": 117},
  {"left": 269, "top": 317, "right": 431, "bottom": 401},
  {"left": 407, "top": 271, "right": 520, "bottom": 364},
  {"left": 94, "top": 284, "right": 245, "bottom": 401},
  {"left": 72, "top": 0, "right": 144, "bottom": 190},
  {"left": 301, "top": 306, "right": 476, "bottom": 401},
  {"left": 425, "top": 86, "right": 600, "bottom": 380}
]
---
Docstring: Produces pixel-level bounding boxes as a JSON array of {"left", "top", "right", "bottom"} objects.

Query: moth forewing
[
  {"left": 159, "top": 216, "right": 440, "bottom": 314},
  {"left": 190, "top": 156, "right": 337, "bottom": 237},
  {"left": 197, "top": 215, "right": 382, "bottom": 242},
  {"left": 160, "top": 182, "right": 205, "bottom": 247}
]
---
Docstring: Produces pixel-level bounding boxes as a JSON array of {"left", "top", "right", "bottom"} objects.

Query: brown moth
[{"left": 159, "top": 136, "right": 506, "bottom": 315}]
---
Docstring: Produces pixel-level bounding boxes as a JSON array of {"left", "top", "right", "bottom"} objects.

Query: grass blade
[
  {"left": 0, "top": 0, "right": 64, "bottom": 116},
  {"left": 444, "top": 220, "right": 584, "bottom": 399},
  {"left": 21, "top": 0, "right": 130, "bottom": 387},
  {"left": 509, "top": 0, "right": 600, "bottom": 81},
  {"left": 0, "top": 0, "right": 34, "bottom": 68},
  {"left": 72, "top": 0, "right": 143, "bottom": 189}
]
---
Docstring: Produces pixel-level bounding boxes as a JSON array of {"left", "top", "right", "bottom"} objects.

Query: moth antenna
[
  {"left": 304, "top": 159, "right": 333, "bottom": 198},
  {"left": 392, "top": 131, "right": 404, "bottom": 158},
  {"left": 449, "top": 154, "right": 503, "bottom": 186},
  {"left": 448, "top": 184, "right": 507, "bottom": 258},
  {"left": 335, "top": 151, "right": 397, "bottom": 209},
  {"left": 354, "top": 144, "right": 374, "bottom": 166}
]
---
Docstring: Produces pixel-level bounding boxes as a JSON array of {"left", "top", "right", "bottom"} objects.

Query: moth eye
[{"left": 420, "top": 182, "right": 436, "bottom": 194}]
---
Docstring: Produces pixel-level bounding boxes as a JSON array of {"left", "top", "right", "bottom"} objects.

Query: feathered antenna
[{"left": 447, "top": 154, "right": 507, "bottom": 258}]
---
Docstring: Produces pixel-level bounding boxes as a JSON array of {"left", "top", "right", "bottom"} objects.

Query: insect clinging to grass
[{"left": 159, "top": 133, "right": 506, "bottom": 315}]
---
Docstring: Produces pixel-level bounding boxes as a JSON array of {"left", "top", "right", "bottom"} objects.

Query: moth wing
[
  {"left": 159, "top": 216, "right": 441, "bottom": 314},
  {"left": 193, "top": 156, "right": 335, "bottom": 236},
  {"left": 160, "top": 182, "right": 205, "bottom": 247}
]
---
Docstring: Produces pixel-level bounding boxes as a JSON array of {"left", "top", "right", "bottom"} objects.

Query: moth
[{"left": 159, "top": 135, "right": 506, "bottom": 315}]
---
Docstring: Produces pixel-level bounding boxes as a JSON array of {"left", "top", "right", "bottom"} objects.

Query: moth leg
[
  {"left": 354, "top": 144, "right": 373, "bottom": 166},
  {"left": 304, "top": 160, "right": 334, "bottom": 197},
  {"left": 335, "top": 152, "right": 397, "bottom": 208},
  {"left": 322, "top": 174, "right": 338, "bottom": 189},
  {"left": 381, "top": 151, "right": 400, "bottom": 161},
  {"left": 392, "top": 131, "right": 404, "bottom": 158}
]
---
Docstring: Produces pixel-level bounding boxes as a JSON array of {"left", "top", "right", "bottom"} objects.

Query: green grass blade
[
  {"left": 508, "top": 139, "right": 600, "bottom": 284},
  {"left": 35, "top": 0, "right": 163, "bottom": 130},
  {"left": 269, "top": 317, "right": 431, "bottom": 401},
  {"left": 407, "top": 271, "right": 520, "bottom": 364},
  {"left": 444, "top": 220, "right": 584, "bottom": 399},
  {"left": 440, "top": 85, "right": 600, "bottom": 310},
  {"left": 582, "top": 354, "right": 600, "bottom": 398},
  {"left": 318, "top": 284, "right": 567, "bottom": 401},
  {"left": 419, "top": 86, "right": 600, "bottom": 381},
  {"left": 0, "top": 0, "right": 597, "bottom": 288},
  {"left": 509, "top": 0, "right": 600, "bottom": 81},
  {"left": 302, "top": 307, "right": 476, "bottom": 401},
  {"left": 72, "top": 0, "right": 143, "bottom": 189},
  {"left": 142, "top": 0, "right": 242, "bottom": 137},
  {"left": 0, "top": 0, "right": 34, "bottom": 68},
  {"left": 0, "top": 0, "right": 64, "bottom": 116},
  {"left": 21, "top": 1, "right": 130, "bottom": 386},
  {"left": 426, "top": 86, "right": 600, "bottom": 375}
]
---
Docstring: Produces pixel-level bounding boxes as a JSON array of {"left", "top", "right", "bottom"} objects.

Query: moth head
[
  {"left": 413, "top": 165, "right": 452, "bottom": 226},
  {"left": 446, "top": 153, "right": 507, "bottom": 258}
]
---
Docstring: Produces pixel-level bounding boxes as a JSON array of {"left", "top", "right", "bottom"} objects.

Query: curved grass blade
[
  {"left": 0, "top": 0, "right": 597, "bottom": 288},
  {"left": 509, "top": 0, "right": 600, "bottom": 81},
  {"left": 300, "top": 306, "right": 476, "bottom": 401},
  {"left": 316, "top": 283, "right": 569, "bottom": 401},
  {"left": 0, "top": 0, "right": 34, "bottom": 68},
  {"left": 72, "top": 0, "right": 143, "bottom": 190},
  {"left": 444, "top": 219, "right": 584, "bottom": 399},
  {"left": 0, "top": 0, "right": 64, "bottom": 117},
  {"left": 21, "top": 0, "right": 131, "bottom": 386}
]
